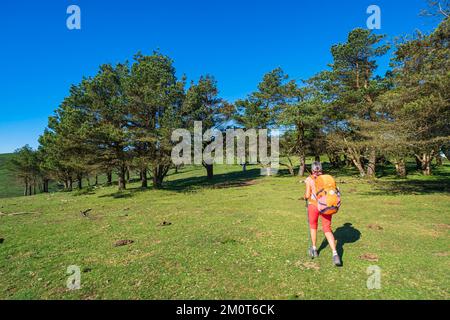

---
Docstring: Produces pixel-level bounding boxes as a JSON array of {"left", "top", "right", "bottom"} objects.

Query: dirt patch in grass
[
  {"left": 213, "top": 180, "right": 259, "bottom": 189},
  {"left": 359, "top": 253, "right": 379, "bottom": 262},
  {"left": 295, "top": 261, "right": 320, "bottom": 271},
  {"left": 434, "top": 252, "right": 450, "bottom": 257},
  {"left": 368, "top": 224, "right": 384, "bottom": 230},
  {"left": 433, "top": 224, "right": 450, "bottom": 230},
  {"left": 255, "top": 231, "right": 273, "bottom": 239},
  {"left": 384, "top": 201, "right": 402, "bottom": 206}
]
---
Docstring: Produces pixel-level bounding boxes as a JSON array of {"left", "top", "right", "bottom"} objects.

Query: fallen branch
[
  {"left": 80, "top": 208, "right": 92, "bottom": 217},
  {"left": 0, "top": 211, "right": 40, "bottom": 216}
]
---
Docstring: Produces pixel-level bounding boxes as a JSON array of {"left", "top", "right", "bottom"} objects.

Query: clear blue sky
[{"left": 0, "top": 0, "right": 440, "bottom": 153}]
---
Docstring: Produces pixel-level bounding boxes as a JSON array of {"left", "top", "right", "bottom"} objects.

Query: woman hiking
[{"left": 304, "top": 161, "right": 342, "bottom": 266}]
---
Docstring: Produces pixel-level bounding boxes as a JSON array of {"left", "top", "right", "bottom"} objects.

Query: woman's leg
[
  {"left": 310, "top": 229, "right": 317, "bottom": 248},
  {"left": 321, "top": 214, "right": 342, "bottom": 266},
  {"left": 324, "top": 232, "right": 336, "bottom": 252},
  {"left": 321, "top": 214, "right": 337, "bottom": 252},
  {"left": 308, "top": 205, "right": 319, "bottom": 248}
]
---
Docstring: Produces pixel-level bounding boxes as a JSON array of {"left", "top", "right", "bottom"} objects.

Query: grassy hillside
[
  {"left": 0, "top": 153, "right": 62, "bottom": 198},
  {"left": 0, "top": 153, "right": 24, "bottom": 198},
  {"left": 0, "top": 163, "right": 449, "bottom": 299}
]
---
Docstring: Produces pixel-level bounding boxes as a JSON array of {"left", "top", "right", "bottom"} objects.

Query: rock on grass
[
  {"left": 359, "top": 253, "right": 379, "bottom": 262},
  {"left": 114, "top": 240, "right": 134, "bottom": 247}
]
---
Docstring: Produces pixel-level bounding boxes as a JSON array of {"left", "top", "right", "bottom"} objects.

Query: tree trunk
[
  {"left": 95, "top": 175, "right": 98, "bottom": 186},
  {"left": 435, "top": 155, "right": 442, "bottom": 166},
  {"left": 152, "top": 169, "right": 163, "bottom": 189},
  {"left": 366, "top": 148, "right": 376, "bottom": 178},
  {"left": 415, "top": 156, "right": 422, "bottom": 170},
  {"left": 205, "top": 164, "right": 214, "bottom": 180},
  {"left": 126, "top": 167, "right": 130, "bottom": 183},
  {"left": 422, "top": 153, "right": 431, "bottom": 176},
  {"left": 416, "top": 153, "right": 433, "bottom": 176},
  {"left": 287, "top": 165, "right": 294, "bottom": 176},
  {"left": 281, "top": 157, "right": 295, "bottom": 176},
  {"left": 394, "top": 159, "right": 407, "bottom": 178},
  {"left": 356, "top": 62, "right": 360, "bottom": 89},
  {"left": 152, "top": 175, "right": 161, "bottom": 189},
  {"left": 24, "top": 179, "right": 29, "bottom": 196},
  {"left": 141, "top": 168, "right": 148, "bottom": 188},
  {"left": 351, "top": 156, "right": 366, "bottom": 177},
  {"left": 152, "top": 165, "right": 169, "bottom": 189},
  {"left": 346, "top": 146, "right": 366, "bottom": 177},
  {"left": 423, "top": 162, "right": 431, "bottom": 175},
  {"left": 118, "top": 165, "right": 126, "bottom": 190},
  {"left": 77, "top": 173, "right": 83, "bottom": 190},
  {"left": 43, "top": 179, "right": 49, "bottom": 193},
  {"left": 106, "top": 171, "right": 112, "bottom": 186},
  {"left": 68, "top": 176, "right": 73, "bottom": 191},
  {"left": 298, "top": 154, "right": 306, "bottom": 177}
]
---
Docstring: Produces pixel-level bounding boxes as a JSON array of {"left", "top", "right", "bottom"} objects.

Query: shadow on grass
[
  {"left": 277, "top": 162, "right": 361, "bottom": 178},
  {"left": 318, "top": 223, "right": 361, "bottom": 266},
  {"left": 165, "top": 168, "right": 263, "bottom": 192},
  {"left": 98, "top": 187, "right": 149, "bottom": 199},
  {"left": 364, "top": 174, "right": 450, "bottom": 195},
  {"left": 324, "top": 164, "right": 361, "bottom": 178},
  {"left": 98, "top": 168, "right": 263, "bottom": 198},
  {"left": 72, "top": 187, "right": 96, "bottom": 196}
]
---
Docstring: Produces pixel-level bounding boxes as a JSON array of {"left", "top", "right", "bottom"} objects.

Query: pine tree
[{"left": 387, "top": 17, "right": 450, "bottom": 175}]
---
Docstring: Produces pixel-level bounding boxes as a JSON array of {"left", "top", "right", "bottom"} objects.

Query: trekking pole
[
  {"left": 303, "top": 164, "right": 315, "bottom": 258},
  {"left": 304, "top": 166, "right": 311, "bottom": 176},
  {"left": 305, "top": 199, "right": 314, "bottom": 259}
]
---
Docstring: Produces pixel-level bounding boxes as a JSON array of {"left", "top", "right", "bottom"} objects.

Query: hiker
[{"left": 304, "top": 161, "right": 342, "bottom": 266}]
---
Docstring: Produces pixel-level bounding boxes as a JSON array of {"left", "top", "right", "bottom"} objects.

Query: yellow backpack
[{"left": 314, "top": 175, "right": 341, "bottom": 215}]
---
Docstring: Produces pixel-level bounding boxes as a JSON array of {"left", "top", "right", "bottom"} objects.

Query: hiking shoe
[
  {"left": 333, "top": 254, "right": 342, "bottom": 266},
  {"left": 308, "top": 247, "right": 319, "bottom": 259}
]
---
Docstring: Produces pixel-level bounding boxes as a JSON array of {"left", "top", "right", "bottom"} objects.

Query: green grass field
[{"left": 0, "top": 159, "right": 449, "bottom": 299}]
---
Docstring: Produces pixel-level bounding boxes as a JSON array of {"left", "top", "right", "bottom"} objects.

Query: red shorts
[{"left": 308, "top": 205, "right": 332, "bottom": 233}]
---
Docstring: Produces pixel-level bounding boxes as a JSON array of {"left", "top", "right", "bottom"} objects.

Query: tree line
[{"left": 10, "top": 14, "right": 449, "bottom": 196}]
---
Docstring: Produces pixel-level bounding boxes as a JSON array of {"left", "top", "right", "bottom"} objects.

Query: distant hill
[{"left": 0, "top": 153, "right": 24, "bottom": 198}]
